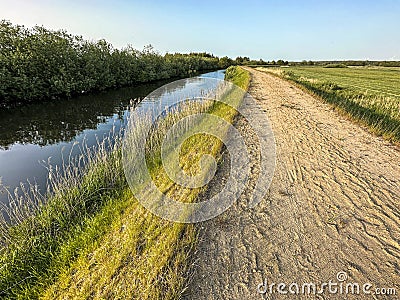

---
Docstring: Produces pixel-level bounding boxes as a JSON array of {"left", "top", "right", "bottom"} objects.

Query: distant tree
[
  {"left": 219, "top": 56, "right": 234, "bottom": 68},
  {"left": 235, "top": 56, "right": 250, "bottom": 65},
  {"left": 235, "top": 56, "right": 243, "bottom": 64},
  {"left": 189, "top": 52, "right": 215, "bottom": 58},
  {"left": 378, "top": 61, "right": 400, "bottom": 67}
]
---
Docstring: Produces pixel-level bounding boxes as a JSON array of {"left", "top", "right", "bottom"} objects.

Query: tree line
[
  {"left": 0, "top": 21, "right": 235, "bottom": 106},
  {"left": 293, "top": 60, "right": 400, "bottom": 67}
]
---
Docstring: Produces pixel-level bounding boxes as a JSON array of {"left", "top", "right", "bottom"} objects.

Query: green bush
[
  {"left": 0, "top": 21, "right": 229, "bottom": 105},
  {"left": 324, "top": 63, "right": 348, "bottom": 68}
]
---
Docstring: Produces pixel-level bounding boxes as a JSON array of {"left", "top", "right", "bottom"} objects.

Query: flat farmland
[
  {"left": 257, "top": 66, "right": 400, "bottom": 142},
  {"left": 282, "top": 66, "right": 400, "bottom": 98}
]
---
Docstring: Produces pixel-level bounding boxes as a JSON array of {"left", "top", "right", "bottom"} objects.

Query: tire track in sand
[{"left": 185, "top": 67, "right": 399, "bottom": 299}]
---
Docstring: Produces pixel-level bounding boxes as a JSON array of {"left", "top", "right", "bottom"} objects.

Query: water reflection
[
  {"left": 0, "top": 70, "right": 225, "bottom": 204},
  {"left": 0, "top": 82, "right": 168, "bottom": 149}
]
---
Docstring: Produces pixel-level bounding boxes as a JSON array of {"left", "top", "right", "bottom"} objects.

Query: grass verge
[{"left": 0, "top": 66, "right": 250, "bottom": 299}]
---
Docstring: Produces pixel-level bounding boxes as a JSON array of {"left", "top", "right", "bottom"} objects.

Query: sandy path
[{"left": 185, "top": 68, "right": 400, "bottom": 299}]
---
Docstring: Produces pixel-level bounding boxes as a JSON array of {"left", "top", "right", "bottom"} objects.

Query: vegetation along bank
[
  {"left": 0, "top": 66, "right": 250, "bottom": 299},
  {"left": 0, "top": 20, "right": 236, "bottom": 106}
]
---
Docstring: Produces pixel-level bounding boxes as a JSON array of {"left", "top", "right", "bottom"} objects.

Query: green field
[
  {"left": 258, "top": 66, "right": 400, "bottom": 142},
  {"left": 282, "top": 67, "right": 400, "bottom": 98}
]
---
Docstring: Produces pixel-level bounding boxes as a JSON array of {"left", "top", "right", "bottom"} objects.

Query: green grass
[
  {"left": 225, "top": 65, "right": 251, "bottom": 90},
  {"left": 0, "top": 141, "right": 129, "bottom": 298},
  {"left": 257, "top": 66, "right": 400, "bottom": 142},
  {"left": 0, "top": 66, "right": 250, "bottom": 299}
]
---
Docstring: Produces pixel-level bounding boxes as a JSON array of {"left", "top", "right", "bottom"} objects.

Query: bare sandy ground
[{"left": 185, "top": 68, "right": 400, "bottom": 299}]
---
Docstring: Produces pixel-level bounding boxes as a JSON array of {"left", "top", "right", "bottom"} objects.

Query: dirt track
[{"left": 185, "top": 68, "right": 400, "bottom": 299}]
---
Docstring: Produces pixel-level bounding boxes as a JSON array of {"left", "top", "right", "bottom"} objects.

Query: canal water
[{"left": 0, "top": 70, "right": 225, "bottom": 204}]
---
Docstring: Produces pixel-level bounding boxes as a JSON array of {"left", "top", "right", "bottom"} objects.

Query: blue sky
[{"left": 1, "top": 0, "right": 399, "bottom": 61}]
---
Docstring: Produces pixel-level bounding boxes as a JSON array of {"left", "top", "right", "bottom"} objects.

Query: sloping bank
[{"left": 0, "top": 66, "right": 250, "bottom": 299}]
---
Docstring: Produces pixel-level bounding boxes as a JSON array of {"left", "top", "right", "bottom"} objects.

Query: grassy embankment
[
  {"left": 257, "top": 66, "right": 400, "bottom": 143},
  {"left": 0, "top": 66, "right": 250, "bottom": 299}
]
